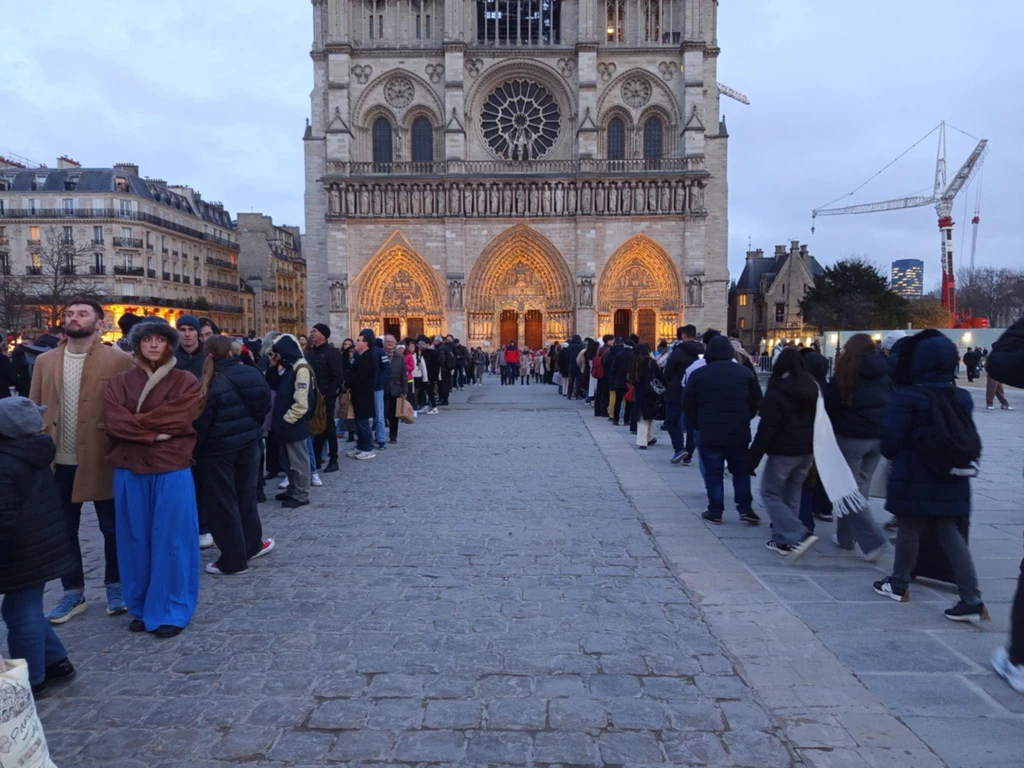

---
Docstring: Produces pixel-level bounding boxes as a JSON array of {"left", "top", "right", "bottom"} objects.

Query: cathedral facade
[{"left": 304, "top": 0, "right": 728, "bottom": 348}]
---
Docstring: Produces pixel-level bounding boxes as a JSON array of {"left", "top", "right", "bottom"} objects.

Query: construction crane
[
  {"left": 717, "top": 82, "right": 750, "bottom": 105},
  {"left": 811, "top": 122, "right": 989, "bottom": 325}
]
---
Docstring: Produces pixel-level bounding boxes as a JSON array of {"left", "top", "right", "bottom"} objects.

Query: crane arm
[
  {"left": 812, "top": 194, "right": 935, "bottom": 218},
  {"left": 717, "top": 82, "right": 750, "bottom": 105},
  {"left": 940, "top": 139, "right": 988, "bottom": 204}
]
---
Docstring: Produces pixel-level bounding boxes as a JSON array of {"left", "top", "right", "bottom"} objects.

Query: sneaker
[
  {"left": 264, "top": 471, "right": 279, "bottom": 480},
  {"left": 427, "top": 408, "right": 439, "bottom": 414},
  {"left": 355, "top": 450, "right": 376, "bottom": 460},
  {"left": 278, "top": 477, "right": 290, "bottom": 490},
  {"left": 275, "top": 491, "right": 293, "bottom": 501},
  {"left": 873, "top": 577, "right": 909, "bottom": 602},
  {"left": 389, "top": 437, "right": 397, "bottom": 444},
  {"left": 199, "top": 533, "right": 214, "bottom": 549},
  {"left": 281, "top": 498, "right": 310, "bottom": 509},
  {"left": 787, "top": 534, "right": 819, "bottom": 561},
  {"left": 46, "top": 594, "right": 87, "bottom": 625},
  {"left": 682, "top": 456, "right": 693, "bottom": 467},
  {"left": 346, "top": 448, "right": 361, "bottom": 458},
  {"left": 739, "top": 510, "right": 761, "bottom": 526},
  {"left": 987, "top": 405, "right": 995, "bottom": 410},
  {"left": 884, "top": 517, "right": 899, "bottom": 531},
  {"left": 44, "top": 658, "right": 76, "bottom": 687},
  {"left": 376, "top": 441, "right": 387, "bottom": 450},
  {"left": 1003, "top": 405, "right": 1015, "bottom": 411},
  {"left": 671, "top": 450, "right": 689, "bottom": 465},
  {"left": 322, "top": 460, "right": 340, "bottom": 473},
  {"left": 814, "top": 511, "right": 835, "bottom": 522},
  {"left": 311, "top": 473, "right": 323, "bottom": 487},
  {"left": 944, "top": 601, "right": 990, "bottom": 623},
  {"left": 154, "top": 625, "right": 183, "bottom": 639},
  {"left": 992, "top": 647, "right": 1024, "bottom": 694},
  {"left": 105, "top": 584, "right": 127, "bottom": 616},
  {"left": 701, "top": 511, "right": 723, "bottom": 525},
  {"left": 250, "top": 538, "right": 275, "bottom": 560},
  {"left": 831, "top": 533, "right": 855, "bottom": 551},
  {"left": 647, "top": 437, "right": 657, "bottom": 446},
  {"left": 861, "top": 542, "right": 888, "bottom": 563},
  {"left": 205, "top": 561, "right": 248, "bottom": 575},
  {"left": 636, "top": 445, "right": 647, "bottom": 450},
  {"left": 766, "top": 540, "right": 793, "bottom": 556},
  {"left": 128, "top": 619, "right": 147, "bottom": 633}
]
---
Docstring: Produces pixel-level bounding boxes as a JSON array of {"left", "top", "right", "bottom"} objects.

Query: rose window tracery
[
  {"left": 481, "top": 79, "right": 561, "bottom": 161},
  {"left": 384, "top": 76, "right": 414, "bottom": 109},
  {"left": 620, "top": 77, "right": 652, "bottom": 108}
]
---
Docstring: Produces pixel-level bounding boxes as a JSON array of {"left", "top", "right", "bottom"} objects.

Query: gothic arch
[
  {"left": 597, "top": 67, "right": 681, "bottom": 126},
  {"left": 353, "top": 232, "right": 446, "bottom": 338},
  {"left": 466, "top": 224, "right": 576, "bottom": 345},
  {"left": 353, "top": 71, "right": 445, "bottom": 163},
  {"left": 597, "top": 234, "right": 683, "bottom": 340}
]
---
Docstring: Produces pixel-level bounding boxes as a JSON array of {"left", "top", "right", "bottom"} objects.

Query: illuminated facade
[
  {"left": 0, "top": 156, "right": 243, "bottom": 336},
  {"left": 237, "top": 213, "right": 308, "bottom": 336},
  {"left": 891, "top": 258, "right": 924, "bottom": 299}
]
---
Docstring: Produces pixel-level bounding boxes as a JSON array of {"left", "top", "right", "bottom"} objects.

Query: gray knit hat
[{"left": 0, "top": 396, "right": 46, "bottom": 438}]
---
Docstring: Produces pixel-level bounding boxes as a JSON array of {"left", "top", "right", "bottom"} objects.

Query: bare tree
[
  {"left": 0, "top": 269, "right": 28, "bottom": 335},
  {"left": 957, "top": 267, "right": 1024, "bottom": 327},
  {"left": 24, "top": 225, "right": 102, "bottom": 325}
]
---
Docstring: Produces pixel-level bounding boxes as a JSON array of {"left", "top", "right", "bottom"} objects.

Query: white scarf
[{"left": 812, "top": 385, "right": 866, "bottom": 517}]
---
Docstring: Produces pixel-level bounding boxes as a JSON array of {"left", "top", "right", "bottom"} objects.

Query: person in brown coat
[
  {"left": 29, "top": 297, "right": 133, "bottom": 624},
  {"left": 103, "top": 317, "right": 200, "bottom": 639}
]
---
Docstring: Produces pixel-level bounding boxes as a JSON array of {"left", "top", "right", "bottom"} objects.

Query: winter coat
[
  {"left": 305, "top": 341, "right": 344, "bottom": 399},
  {"left": 962, "top": 350, "right": 979, "bottom": 370},
  {"left": 610, "top": 346, "right": 634, "bottom": 390},
  {"left": 824, "top": 350, "right": 893, "bottom": 439},
  {"left": 30, "top": 337, "right": 134, "bottom": 502},
  {"left": 174, "top": 344, "right": 205, "bottom": 378},
  {"left": 270, "top": 335, "right": 312, "bottom": 443},
  {"left": 987, "top": 317, "right": 1024, "bottom": 388},
  {"left": 631, "top": 358, "right": 662, "bottom": 422},
  {"left": 564, "top": 335, "right": 585, "bottom": 374},
  {"left": 0, "top": 353, "right": 30, "bottom": 398},
  {"left": 422, "top": 346, "right": 441, "bottom": 382},
  {"left": 748, "top": 373, "right": 818, "bottom": 467},
  {"left": 371, "top": 345, "right": 392, "bottom": 392},
  {"left": 347, "top": 348, "right": 377, "bottom": 419},
  {"left": 880, "top": 335, "right": 973, "bottom": 519},
  {"left": 504, "top": 345, "right": 520, "bottom": 364},
  {"left": 0, "top": 435, "right": 74, "bottom": 593},
  {"left": 387, "top": 350, "right": 406, "bottom": 396},
  {"left": 663, "top": 340, "right": 704, "bottom": 405},
  {"left": 519, "top": 350, "right": 532, "bottom": 373},
  {"left": 404, "top": 352, "right": 416, "bottom": 381},
  {"left": 193, "top": 358, "right": 272, "bottom": 457},
  {"left": 103, "top": 360, "right": 200, "bottom": 474},
  {"left": 682, "top": 336, "right": 763, "bottom": 448}
]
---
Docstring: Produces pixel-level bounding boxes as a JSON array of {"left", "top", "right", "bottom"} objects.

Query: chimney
[
  {"left": 57, "top": 155, "right": 81, "bottom": 169},
  {"left": 799, "top": 244, "right": 809, "bottom": 260},
  {"left": 113, "top": 162, "right": 139, "bottom": 177},
  {"left": 0, "top": 155, "right": 26, "bottom": 169},
  {"left": 790, "top": 240, "right": 800, "bottom": 255},
  {"left": 745, "top": 247, "right": 765, "bottom": 261},
  {"left": 774, "top": 245, "right": 787, "bottom": 258}
]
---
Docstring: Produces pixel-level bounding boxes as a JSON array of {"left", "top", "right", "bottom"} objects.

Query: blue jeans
[
  {"left": 2, "top": 583, "right": 69, "bottom": 686},
  {"left": 700, "top": 444, "right": 753, "bottom": 517},
  {"left": 305, "top": 436, "right": 317, "bottom": 472},
  {"left": 356, "top": 418, "right": 374, "bottom": 452},
  {"left": 373, "top": 389, "right": 386, "bottom": 444},
  {"left": 665, "top": 402, "right": 685, "bottom": 453}
]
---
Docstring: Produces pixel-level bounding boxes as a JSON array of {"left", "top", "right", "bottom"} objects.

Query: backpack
[
  {"left": 295, "top": 363, "right": 328, "bottom": 436},
  {"left": 916, "top": 386, "right": 981, "bottom": 477},
  {"left": 591, "top": 349, "right": 606, "bottom": 379}
]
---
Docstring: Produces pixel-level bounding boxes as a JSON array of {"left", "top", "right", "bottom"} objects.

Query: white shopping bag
[{"left": 0, "top": 658, "right": 58, "bottom": 768}]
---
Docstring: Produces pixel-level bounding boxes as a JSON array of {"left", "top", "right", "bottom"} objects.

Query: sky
[{"left": 3, "top": 1, "right": 1022, "bottom": 291}]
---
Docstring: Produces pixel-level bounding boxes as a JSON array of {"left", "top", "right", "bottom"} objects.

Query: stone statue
[
  {"left": 660, "top": 182, "right": 671, "bottom": 212},
  {"left": 502, "top": 185, "right": 512, "bottom": 214},
  {"left": 359, "top": 185, "right": 370, "bottom": 215},
  {"left": 581, "top": 183, "right": 592, "bottom": 214},
  {"left": 593, "top": 183, "right": 604, "bottom": 214},
  {"left": 567, "top": 184, "right": 577, "bottom": 214},
  {"left": 448, "top": 280, "right": 464, "bottom": 310},
  {"left": 578, "top": 279, "right": 594, "bottom": 308},
  {"left": 689, "top": 183, "right": 705, "bottom": 213},
  {"left": 449, "top": 185, "right": 461, "bottom": 215},
  {"left": 686, "top": 277, "right": 703, "bottom": 307},
  {"left": 528, "top": 184, "right": 539, "bottom": 214},
  {"left": 384, "top": 186, "right": 396, "bottom": 216},
  {"left": 673, "top": 180, "right": 685, "bottom": 212},
  {"left": 611, "top": 183, "right": 623, "bottom": 214},
  {"left": 329, "top": 186, "right": 341, "bottom": 215},
  {"left": 464, "top": 185, "right": 474, "bottom": 215},
  {"left": 410, "top": 185, "right": 421, "bottom": 216},
  {"left": 647, "top": 183, "right": 658, "bottom": 212},
  {"left": 515, "top": 184, "right": 526, "bottom": 214},
  {"left": 372, "top": 186, "right": 383, "bottom": 215},
  {"left": 541, "top": 183, "right": 552, "bottom": 215},
  {"left": 330, "top": 281, "right": 347, "bottom": 311},
  {"left": 345, "top": 185, "right": 356, "bottom": 215},
  {"left": 476, "top": 184, "right": 486, "bottom": 215},
  {"left": 435, "top": 184, "right": 446, "bottom": 215},
  {"left": 490, "top": 184, "right": 500, "bottom": 214}
]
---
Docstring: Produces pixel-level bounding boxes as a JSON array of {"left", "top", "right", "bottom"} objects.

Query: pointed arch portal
[
  {"left": 597, "top": 234, "right": 682, "bottom": 344},
  {"left": 355, "top": 236, "right": 446, "bottom": 339},
  {"left": 467, "top": 224, "right": 575, "bottom": 347}
]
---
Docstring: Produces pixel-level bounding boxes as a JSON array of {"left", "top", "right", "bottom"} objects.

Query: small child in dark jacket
[{"left": 0, "top": 397, "right": 77, "bottom": 696}]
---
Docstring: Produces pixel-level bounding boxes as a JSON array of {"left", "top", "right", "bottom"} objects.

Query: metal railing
[
  {"left": 113, "top": 266, "right": 144, "bottom": 276},
  {"left": 113, "top": 237, "right": 143, "bottom": 249},
  {"left": 0, "top": 236, "right": 9, "bottom": 246},
  {"left": 27, "top": 238, "right": 41, "bottom": 247},
  {"left": 330, "top": 157, "right": 705, "bottom": 178},
  {"left": 205, "top": 256, "right": 237, "bottom": 270},
  {"left": 90, "top": 265, "right": 106, "bottom": 275},
  {"left": 25, "top": 266, "right": 42, "bottom": 275},
  {"left": 147, "top": 269, "right": 156, "bottom": 278}
]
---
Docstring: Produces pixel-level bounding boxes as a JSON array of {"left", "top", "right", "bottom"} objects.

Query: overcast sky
[{"left": 3, "top": 1, "right": 1021, "bottom": 290}]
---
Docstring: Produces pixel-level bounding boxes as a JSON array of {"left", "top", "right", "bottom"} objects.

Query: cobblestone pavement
[
  {"left": 588, "top": 376, "right": 1024, "bottom": 768},
  {"left": 18, "top": 376, "right": 798, "bottom": 767}
]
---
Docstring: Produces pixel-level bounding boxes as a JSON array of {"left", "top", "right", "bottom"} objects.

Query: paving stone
[
  {"left": 599, "top": 731, "right": 665, "bottom": 763},
  {"left": 588, "top": 673, "right": 643, "bottom": 697},
  {"left": 486, "top": 698, "right": 548, "bottom": 729},
  {"left": 548, "top": 697, "right": 609, "bottom": 731},
  {"left": 534, "top": 732, "right": 600, "bottom": 764},
  {"left": 608, "top": 698, "right": 672, "bottom": 729},
  {"left": 308, "top": 700, "right": 370, "bottom": 729},
  {"left": 722, "top": 730, "right": 793, "bottom": 768},
  {"left": 424, "top": 699, "right": 483, "bottom": 729},
  {"left": 268, "top": 730, "right": 336, "bottom": 761},
  {"left": 663, "top": 729, "right": 729, "bottom": 765}
]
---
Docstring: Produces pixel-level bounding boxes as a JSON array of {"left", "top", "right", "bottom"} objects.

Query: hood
[
  {"left": 680, "top": 340, "right": 705, "bottom": 357},
  {"left": 801, "top": 350, "right": 830, "bottom": 385},
  {"left": 773, "top": 372, "right": 819, "bottom": 405},
  {"left": 859, "top": 349, "right": 890, "bottom": 380},
  {"left": 910, "top": 335, "right": 959, "bottom": 385},
  {"left": 571, "top": 334, "right": 582, "bottom": 344},
  {"left": 705, "top": 336, "right": 736, "bottom": 363},
  {"left": 0, "top": 434, "right": 57, "bottom": 470},
  {"left": 272, "top": 334, "right": 304, "bottom": 366}
]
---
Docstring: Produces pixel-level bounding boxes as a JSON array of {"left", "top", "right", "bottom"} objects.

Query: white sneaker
[
  {"left": 199, "top": 533, "right": 214, "bottom": 549},
  {"left": 427, "top": 408, "right": 439, "bottom": 415},
  {"left": 278, "top": 477, "right": 290, "bottom": 490},
  {"left": 355, "top": 450, "right": 376, "bottom": 460},
  {"left": 346, "top": 448, "right": 360, "bottom": 458},
  {"left": 311, "top": 473, "right": 323, "bottom": 487},
  {"left": 992, "top": 647, "right": 1024, "bottom": 694},
  {"left": 987, "top": 406, "right": 995, "bottom": 410}
]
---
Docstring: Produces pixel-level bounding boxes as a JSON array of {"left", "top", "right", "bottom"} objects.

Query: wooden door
[
  {"left": 524, "top": 310, "right": 543, "bottom": 349},
  {"left": 613, "top": 309, "right": 632, "bottom": 339},
  {"left": 637, "top": 309, "right": 656, "bottom": 346},
  {"left": 406, "top": 317, "right": 424, "bottom": 339},
  {"left": 500, "top": 310, "right": 518, "bottom": 346},
  {"left": 383, "top": 317, "right": 401, "bottom": 339}
]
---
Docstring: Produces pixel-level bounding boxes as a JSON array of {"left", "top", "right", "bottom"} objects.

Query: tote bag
[
  {"left": 396, "top": 397, "right": 416, "bottom": 425},
  {"left": 0, "top": 658, "right": 58, "bottom": 767}
]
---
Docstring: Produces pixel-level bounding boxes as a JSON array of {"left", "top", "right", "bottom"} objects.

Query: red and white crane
[{"left": 811, "top": 122, "right": 989, "bottom": 325}]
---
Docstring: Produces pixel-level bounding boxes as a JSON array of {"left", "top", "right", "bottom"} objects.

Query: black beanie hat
[{"left": 313, "top": 323, "right": 331, "bottom": 339}]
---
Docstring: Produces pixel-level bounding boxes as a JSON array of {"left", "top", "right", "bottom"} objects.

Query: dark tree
[{"left": 800, "top": 258, "right": 910, "bottom": 331}]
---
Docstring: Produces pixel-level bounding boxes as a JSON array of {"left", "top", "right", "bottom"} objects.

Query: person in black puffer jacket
[
  {"left": 662, "top": 324, "right": 704, "bottom": 462},
  {"left": 684, "top": 335, "right": 763, "bottom": 525},
  {"left": 0, "top": 397, "right": 77, "bottom": 695},
  {"left": 609, "top": 339, "right": 633, "bottom": 425},
  {"left": 824, "top": 334, "right": 892, "bottom": 558},
  {"left": 194, "top": 336, "right": 273, "bottom": 574},
  {"left": 748, "top": 348, "right": 820, "bottom": 558}
]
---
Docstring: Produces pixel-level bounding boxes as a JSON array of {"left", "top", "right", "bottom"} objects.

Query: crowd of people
[
  {"left": 0, "top": 299, "right": 479, "bottom": 697},
  {"left": 2, "top": 302, "right": 1024, "bottom": 702}
]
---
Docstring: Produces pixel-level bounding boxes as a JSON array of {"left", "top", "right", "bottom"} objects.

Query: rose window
[{"left": 481, "top": 79, "right": 561, "bottom": 161}]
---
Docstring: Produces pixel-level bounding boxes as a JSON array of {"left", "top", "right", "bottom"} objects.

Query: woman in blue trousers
[{"left": 103, "top": 317, "right": 200, "bottom": 638}]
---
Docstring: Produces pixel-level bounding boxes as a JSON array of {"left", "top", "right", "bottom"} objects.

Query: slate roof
[
  {"left": 733, "top": 250, "right": 824, "bottom": 294},
  {"left": 0, "top": 167, "right": 233, "bottom": 229}
]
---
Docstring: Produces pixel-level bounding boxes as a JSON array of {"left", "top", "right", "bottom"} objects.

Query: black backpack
[{"left": 917, "top": 386, "right": 981, "bottom": 477}]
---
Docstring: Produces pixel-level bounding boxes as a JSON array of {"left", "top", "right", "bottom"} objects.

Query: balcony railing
[
  {"left": 207, "top": 279, "right": 239, "bottom": 291},
  {"left": 59, "top": 265, "right": 76, "bottom": 275},
  {"left": 161, "top": 247, "right": 169, "bottom": 254},
  {"left": 328, "top": 157, "right": 705, "bottom": 178},
  {"left": 147, "top": 269, "right": 156, "bottom": 278},
  {"left": 162, "top": 272, "right": 171, "bottom": 280},
  {"left": 113, "top": 237, "right": 143, "bottom": 249},
  {"left": 183, "top": 276, "right": 191, "bottom": 285},
  {"left": 1, "top": 265, "right": 11, "bottom": 276},
  {"left": 0, "top": 236, "right": 9, "bottom": 246},
  {"left": 146, "top": 242, "right": 154, "bottom": 250},
  {"left": 114, "top": 265, "right": 144, "bottom": 276},
  {"left": 26, "top": 266, "right": 42, "bottom": 275},
  {"left": 0, "top": 208, "right": 240, "bottom": 251},
  {"left": 90, "top": 265, "right": 106, "bottom": 275},
  {"left": 205, "top": 256, "right": 237, "bottom": 271},
  {"left": 27, "top": 238, "right": 41, "bottom": 247},
  {"left": 173, "top": 274, "right": 181, "bottom": 283},
  {"left": 92, "top": 238, "right": 104, "bottom": 246},
  {"left": 194, "top": 278, "right": 202, "bottom": 286}
]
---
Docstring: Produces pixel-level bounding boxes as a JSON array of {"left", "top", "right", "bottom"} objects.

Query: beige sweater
[{"left": 56, "top": 350, "right": 87, "bottom": 465}]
